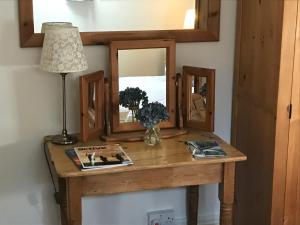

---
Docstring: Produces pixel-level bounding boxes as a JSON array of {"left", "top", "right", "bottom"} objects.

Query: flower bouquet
[{"left": 136, "top": 102, "right": 169, "bottom": 146}]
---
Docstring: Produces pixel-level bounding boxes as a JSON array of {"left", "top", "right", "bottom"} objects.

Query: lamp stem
[
  {"left": 50, "top": 73, "right": 77, "bottom": 145},
  {"left": 61, "top": 73, "right": 68, "bottom": 137}
]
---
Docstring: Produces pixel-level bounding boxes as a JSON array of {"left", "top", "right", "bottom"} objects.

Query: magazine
[
  {"left": 66, "top": 149, "right": 85, "bottom": 170},
  {"left": 66, "top": 144, "right": 133, "bottom": 171},
  {"left": 185, "top": 140, "right": 226, "bottom": 158}
]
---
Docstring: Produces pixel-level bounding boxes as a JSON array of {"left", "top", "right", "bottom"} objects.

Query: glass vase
[
  {"left": 144, "top": 124, "right": 161, "bottom": 146},
  {"left": 129, "top": 106, "right": 139, "bottom": 122}
]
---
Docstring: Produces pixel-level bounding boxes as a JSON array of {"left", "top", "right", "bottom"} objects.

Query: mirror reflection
[
  {"left": 88, "top": 82, "right": 96, "bottom": 129},
  {"left": 190, "top": 76, "right": 207, "bottom": 122},
  {"left": 118, "top": 48, "right": 167, "bottom": 124},
  {"left": 33, "top": 0, "right": 196, "bottom": 32}
]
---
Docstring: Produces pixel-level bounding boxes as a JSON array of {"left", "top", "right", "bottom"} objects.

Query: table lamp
[
  {"left": 40, "top": 26, "right": 88, "bottom": 145},
  {"left": 41, "top": 22, "right": 73, "bottom": 33}
]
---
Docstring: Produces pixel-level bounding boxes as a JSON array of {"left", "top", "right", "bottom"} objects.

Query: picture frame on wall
[{"left": 80, "top": 71, "right": 105, "bottom": 142}]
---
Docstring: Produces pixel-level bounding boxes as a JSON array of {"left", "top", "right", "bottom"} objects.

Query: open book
[
  {"left": 185, "top": 140, "right": 226, "bottom": 158},
  {"left": 66, "top": 144, "right": 133, "bottom": 171}
]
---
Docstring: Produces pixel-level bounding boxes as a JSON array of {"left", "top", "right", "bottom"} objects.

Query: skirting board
[{"left": 176, "top": 213, "right": 219, "bottom": 225}]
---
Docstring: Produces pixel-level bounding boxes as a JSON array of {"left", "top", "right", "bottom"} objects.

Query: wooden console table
[{"left": 44, "top": 130, "right": 246, "bottom": 225}]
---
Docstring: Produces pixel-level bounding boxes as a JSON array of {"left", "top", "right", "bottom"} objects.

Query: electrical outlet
[{"left": 148, "top": 209, "right": 175, "bottom": 225}]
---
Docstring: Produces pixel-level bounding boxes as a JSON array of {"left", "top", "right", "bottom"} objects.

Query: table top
[{"left": 46, "top": 130, "right": 246, "bottom": 178}]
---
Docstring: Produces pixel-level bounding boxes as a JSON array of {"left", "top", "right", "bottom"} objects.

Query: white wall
[{"left": 0, "top": 0, "right": 237, "bottom": 224}]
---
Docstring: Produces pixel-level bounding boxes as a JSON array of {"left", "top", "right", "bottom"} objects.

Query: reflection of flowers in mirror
[
  {"left": 199, "top": 82, "right": 207, "bottom": 98},
  {"left": 119, "top": 87, "right": 148, "bottom": 122}
]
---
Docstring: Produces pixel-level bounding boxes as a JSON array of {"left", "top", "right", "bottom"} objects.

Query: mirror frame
[
  {"left": 182, "top": 66, "right": 215, "bottom": 131},
  {"left": 18, "top": 0, "right": 220, "bottom": 47},
  {"left": 109, "top": 39, "right": 176, "bottom": 133},
  {"left": 80, "top": 71, "right": 105, "bottom": 142}
]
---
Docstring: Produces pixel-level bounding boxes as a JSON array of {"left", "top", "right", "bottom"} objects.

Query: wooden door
[
  {"left": 232, "top": 1, "right": 292, "bottom": 225},
  {"left": 284, "top": 2, "right": 300, "bottom": 225}
]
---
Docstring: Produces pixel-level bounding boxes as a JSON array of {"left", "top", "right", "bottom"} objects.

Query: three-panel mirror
[
  {"left": 87, "top": 82, "right": 97, "bottom": 129},
  {"left": 182, "top": 66, "right": 215, "bottom": 131},
  {"left": 110, "top": 39, "right": 176, "bottom": 133},
  {"left": 118, "top": 48, "right": 167, "bottom": 124},
  {"left": 80, "top": 71, "right": 104, "bottom": 142}
]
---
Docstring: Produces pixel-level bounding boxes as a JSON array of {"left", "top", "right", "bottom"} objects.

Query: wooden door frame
[
  {"left": 231, "top": 1, "right": 299, "bottom": 225},
  {"left": 283, "top": 1, "right": 300, "bottom": 224},
  {"left": 271, "top": 1, "right": 299, "bottom": 224}
]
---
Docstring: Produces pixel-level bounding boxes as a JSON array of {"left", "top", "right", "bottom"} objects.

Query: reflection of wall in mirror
[
  {"left": 88, "top": 82, "right": 96, "bottom": 129},
  {"left": 191, "top": 77, "right": 207, "bottom": 122},
  {"left": 33, "top": 0, "right": 195, "bottom": 32},
  {"left": 119, "top": 49, "right": 166, "bottom": 77},
  {"left": 191, "top": 94, "right": 206, "bottom": 122}
]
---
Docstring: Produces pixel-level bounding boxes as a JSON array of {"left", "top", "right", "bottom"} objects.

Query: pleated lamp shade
[
  {"left": 41, "top": 22, "right": 73, "bottom": 33},
  {"left": 40, "top": 26, "right": 88, "bottom": 73}
]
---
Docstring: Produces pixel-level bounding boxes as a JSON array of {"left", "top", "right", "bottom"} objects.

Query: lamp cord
[{"left": 43, "top": 139, "right": 59, "bottom": 195}]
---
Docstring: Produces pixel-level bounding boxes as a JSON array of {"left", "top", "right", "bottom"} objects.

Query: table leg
[
  {"left": 219, "top": 162, "right": 235, "bottom": 225},
  {"left": 59, "top": 177, "right": 83, "bottom": 225},
  {"left": 187, "top": 185, "right": 199, "bottom": 225}
]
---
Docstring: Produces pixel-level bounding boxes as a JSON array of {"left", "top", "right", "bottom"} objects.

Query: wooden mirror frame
[
  {"left": 109, "top": 39, "right": 176, "bottom": 133},
  {"left": 18, "top": 0, "right": 221, "bottom": 47},
  {"left": 80, "top": 71, "right": 105, "bottom": 142},
  {"left": 182, "top": 66, "right": 215, "bottom": 131}
]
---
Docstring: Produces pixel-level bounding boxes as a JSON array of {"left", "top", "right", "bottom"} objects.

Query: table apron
[{"left": 81, "top": 163, "right": 223, "bottom": 196}]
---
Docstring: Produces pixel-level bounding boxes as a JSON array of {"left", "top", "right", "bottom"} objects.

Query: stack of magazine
[
  {"left": 66, "top": 144, "right": 133, "bottom": 171},
  {"left": 185, "top": 140, "right": 226, "bottom": 158}
]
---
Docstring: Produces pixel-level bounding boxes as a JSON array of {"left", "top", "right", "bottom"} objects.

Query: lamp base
[{"left": 51, "top": 134, "right": 78, "bottom": 145}]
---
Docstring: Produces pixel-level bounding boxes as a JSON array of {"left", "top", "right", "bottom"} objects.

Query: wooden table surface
[
  {"left": 47, "top": 130, "right": 246, "bottom": 178},
  {"left": 45, "top": 130, "right": 246, "bottom": 225}
]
